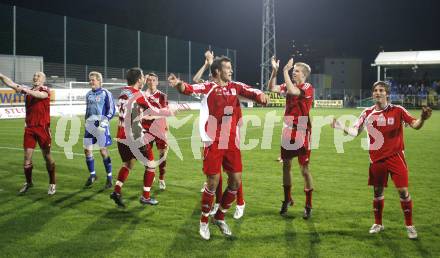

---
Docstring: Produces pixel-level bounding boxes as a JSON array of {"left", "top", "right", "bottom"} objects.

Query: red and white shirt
[
  {"left": 117, "top": 86, "right": 143, "bottom": 139},
  {"left": 280, "top": 83, "right": 314, "bottom": 129},
  {"left": 24, "top": 85, "right": 51, "bottom": 127},
  {"left": 354, "top": 104, "right": 416, "bottom": 163},
  {"left": 141, "top": 89, "right": 168, "bottom": 132},
  {"left": 181, "top": 81, "right": 265, "bottom": 144}
]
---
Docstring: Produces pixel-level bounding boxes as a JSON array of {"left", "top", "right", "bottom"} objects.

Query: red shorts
[
  {"left": 368, "top": 151, "right": 409, "bottom": 188},
  {"left": 143, "top": 130, "right": 168, "bottom": 150},
  {"left": 280, "top": 127, "right": 311, "bottom": 165},
  {"left": 23, "top": 126, "right": 52, "bottom": 149},
  {"left": 203, "top": 141, "right": 242, "bottom": 175},
  {"left": 149, "top": 135, "right": 168, "bottom": 150},
  {"left": 117, "top": 142, "right": 146, "bottom": 163}
]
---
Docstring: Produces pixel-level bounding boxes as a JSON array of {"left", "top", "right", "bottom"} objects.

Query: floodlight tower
[{"left": 260, "top": 0, "right": 276, "bottom": 90}]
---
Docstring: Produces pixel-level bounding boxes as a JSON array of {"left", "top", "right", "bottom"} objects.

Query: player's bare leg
[
  {"left": 200, "top": 174, "right": 220, "bottom": 240},
  {"left": 280, "top": 159, "right": 294, "bottom": 216},
  {"left": 213, "top": 171, "right": 239, "bottom": 237},
  {"left": 20, "top": 148, "right": 35, "bottom": 194},
  {"left": 301, "top": 164, "right": 313, "bottom": 219},
  {"left": 397, "top": 187, "right": 417, "bottom": 239},
  {"left": 42, "top": 147, "right": 56, "bottom": 195},
  {"left": 158, "top": 147, "right": 168, "bottom": 190},
  {"left": 99, "top": 147, "right": 113, "bottom": 189},
  {"left": 370, "top": 186, "right": 385, "bottom": 234},
  {"left": 110, "top": 159, "right": 136, "bottom": 208}
]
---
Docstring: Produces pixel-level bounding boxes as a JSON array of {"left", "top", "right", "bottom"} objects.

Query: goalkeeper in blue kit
[{"left": 83, "top": 71, "right": 116, "bottom": 188}]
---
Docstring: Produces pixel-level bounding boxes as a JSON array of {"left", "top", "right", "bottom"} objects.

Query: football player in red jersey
[
  {"left": 168, "top": 56, "right": 268, "bottom": 240},
  {"left": 332, "top": 81, "right": 432, "bottom": 239},
  {"left": 193, "top": 51, "right": 246, "bottom": 220},
  {"left": 0, "top": 72, "right": 56, "bottom": 195},
  {"left": 143, "top": 73, "right": 169, "bottom": 190},
  {"left": 110, "top": 68, "right": 174, "bottom": 208},
  {"left": 268, "top": 57, "right": 314, "bottom": 219}
]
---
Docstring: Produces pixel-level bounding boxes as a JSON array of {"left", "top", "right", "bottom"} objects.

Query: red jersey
[
  {"left": 182, "top": 81, "right": 265, "bottom": 144},
  {"left": 117, "top": 86, "right": 143, "bottom": 139},
  {"left": 280, "top": 83, "right": 314, "bottom": 128},
  {"left": 141, "top": 89, "right": 168, "bottom": 132},
  {"left": 24, "top": 85, "right": 50, "bottom": 127},
  {"left": 354, "top": 104, "right": 416, "bottom": 163}
]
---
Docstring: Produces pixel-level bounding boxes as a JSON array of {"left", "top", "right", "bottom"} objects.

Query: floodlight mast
[{"left": 260, "top": 0, "right": 276, "bottom": 91}]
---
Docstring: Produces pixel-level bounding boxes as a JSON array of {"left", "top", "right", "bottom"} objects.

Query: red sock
[
  {"left": 215, "top": 174, "right": 223, "bottom": 204},
  {"left": 304, "top": 188, "right": 313, "bottom": 208},
  {"left": 114, "top": 166, "right": 130, "bottom": 194},
  {"left": 236, "top": 182, "right": 245, "bottom": 206},
  {"left": 159, "top": 153, "right": 166, "bottom": 180},
  {"left": 24, "top": 164, "right": 33, "bottom": 184},
  {"left": 373, "top": 197, "right": 384, "bottom": 225},
  {"left": 200, "top": 187, "right": 215, "bottom": 223},
  {"left": 143, "top": 169, "right": 155, "bottom": 199},
  {"left": 46, "top": 162, "right": 56, "bottom": 184},
  {"left": 283, "top": 185, "right": 292, "bottom": 202},
  {"left": 214, "top": 188, "right": 237, "bottom": 221},
  {"left": 400, "top": 196, "right": 413, "bottom": 226}
]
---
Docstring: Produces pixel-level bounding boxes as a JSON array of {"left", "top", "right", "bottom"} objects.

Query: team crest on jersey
[
  {"left": 387, "top": 117, "right": 394, "bottom": 125},
  {"left": 230, "top": 88, "right": 237, "bottom": 95},
  {"left": 95, "top": 96, "right": 101, "bottom": 102}
]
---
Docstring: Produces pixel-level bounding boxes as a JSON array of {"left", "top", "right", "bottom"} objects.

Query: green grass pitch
[{"left": 0, "top": 107, "right": 438, "bottom": 257}]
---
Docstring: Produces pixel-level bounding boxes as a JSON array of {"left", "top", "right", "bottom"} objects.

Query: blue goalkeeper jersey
[{"left": 85, "top": 87, "right": 116, "bottom": 122}]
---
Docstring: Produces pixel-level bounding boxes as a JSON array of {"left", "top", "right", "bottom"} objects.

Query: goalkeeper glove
[{"left": 98, "top": 119, "right": 109, "bottom": 132}]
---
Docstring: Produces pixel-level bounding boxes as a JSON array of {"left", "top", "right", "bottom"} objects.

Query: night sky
[{"left": 1, "top": 0, "right": 439, "bottom": 88}]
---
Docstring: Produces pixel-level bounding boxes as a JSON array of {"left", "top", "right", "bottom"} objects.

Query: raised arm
[
  {"left": 0, "top": 73, "right": 48, "bottom": 99},
  {"left": 268, "top": 56, "right": 281, "bottom": 93},
  {"left": 409, "top": 106, "right": 432, "bottom": 130},
  {"left": 168, "top": 73, "right": 185, "bottom": 93},
  {"left": 193, "top": 50, "right": 214, "bottom": 83},
  {"left": 0, "top": 73, "right": 21, "bottom": 92},
  {"left": 283, "top": 58, "right": 301, "bottom": 96}
]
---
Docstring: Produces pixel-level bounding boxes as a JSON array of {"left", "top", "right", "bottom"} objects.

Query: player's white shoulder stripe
[
  {"left": 394, "top": 104, "right": 405, "bottom": 111},
  {"left": 232, "top": 81, "right": 247, "bottom": 87},
  {"left": 365, "top": 105, "right": 375, "bottom": 112},
  {"left": 394, "top": 104, "right": 412, "bottom": 116},
  {"left": 120, "top": 88, "right": 134, "bottom": 98},
  {"left": 303, "top": 83, "right": 311, "bottom": 89},
  {"left": 360, "top": 105, "right": 375, "bottom": 118},
  {"left": 232, "top": 81, "right": 262, "bottom": 94},
  {"left": 191, "top": 83, "right": 206, "bottom": 91}
]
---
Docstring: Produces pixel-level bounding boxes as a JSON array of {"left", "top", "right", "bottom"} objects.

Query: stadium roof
[{"left": 373, "top": 50, "right": 440, "bottom": 66}]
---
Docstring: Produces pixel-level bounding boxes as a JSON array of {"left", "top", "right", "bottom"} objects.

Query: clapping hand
[
  {"left": 271, "top": 56, "right": 280, "bottom": 71},
  {"left": 283, "top": 58, "right": 294, "bottom": 72},
  {"left": 421, "top": 106, "right": 432, "bottom": 120},
  {"left": 205, "top": 50, "right": 214, "bottom": 66}
]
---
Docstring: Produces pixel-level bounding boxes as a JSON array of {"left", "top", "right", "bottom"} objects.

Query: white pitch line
[
  {"left": 0, "top": 122, "right": 282, "bottom": 156},
  {"left": 0, "top": 146, "right": 85, "bottom": 156}
]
